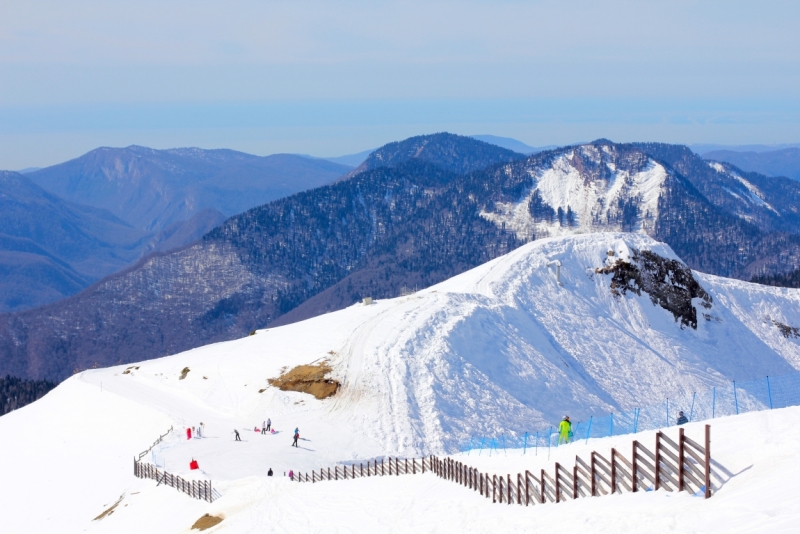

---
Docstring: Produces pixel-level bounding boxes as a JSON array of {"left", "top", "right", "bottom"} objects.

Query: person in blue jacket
[{"left": 677, "top": 411, "right": 689, "bottom": 425}]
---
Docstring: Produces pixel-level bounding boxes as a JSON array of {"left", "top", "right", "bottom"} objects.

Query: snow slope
[
  {"left": 481, "top": 145, "right": 666, "bottom": 238},
  {"left": 2, "top": 232, "right": 800, "bottom": 532}
]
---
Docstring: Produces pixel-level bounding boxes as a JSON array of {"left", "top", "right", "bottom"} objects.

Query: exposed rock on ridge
[{"left": 596, "top": 247, "right": 712, "bottom": 329}]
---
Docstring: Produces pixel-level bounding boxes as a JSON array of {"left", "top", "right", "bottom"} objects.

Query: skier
[
  {"left": 266, "top": 418, "right": 271, "bottom": 432},
  {"left": 289, "top": 469, "right": 294, "bottom": 481},
  {"left": 197, "top": 423, "right": 203, "bottom": 438},
  {"left": 268, "top": 468, "right": 273, "bottom": 476},
  {"left": 292, "top": 430, "right": 299, "bottom": 447},
  {"left": 677, "top": 411, "right": 689, "bottom": 425},
  {"left": 234, "top": 429, "right": 241, "bottom": 441},
  {"left": 261, "top": 421, "right": 267, "bottom": 434},
  {"left": 558, "top": 416, "right": 572, "bottom": 445}
]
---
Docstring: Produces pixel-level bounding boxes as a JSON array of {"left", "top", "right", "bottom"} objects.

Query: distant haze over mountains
[
  {"left": 691, "top": 143, "right": 800, "bottom": 155},
  {"left": 469, "top": 135, "right": 556, "bottom": 154},
  {"left": 702, "top": 148, "right": 800, "bottom": 182},
  {"left": 0, "top": 146, "right": 351, "bottom": 312},
  {"left": 27, "top": 146, "right": 352, "bottom": 232},
  {"left": 318, "top": 134, "right": 550, "bottom": 168},
  {"left": 6, "top": 133, "right": 800, "bottom": 381}
]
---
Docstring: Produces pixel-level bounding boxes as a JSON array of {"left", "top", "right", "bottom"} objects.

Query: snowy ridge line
[
  {"left": 461, "top": 371, "right": 800, "bottom": 454},
  {"left": 292, "top": 426, "right": 712, "bottom": 508},
  {"left": 137, "top": 426, "right": 173, "bottom": 461},
  {"left": 133, "top": 459, "right": 215, "bottom": 503}
]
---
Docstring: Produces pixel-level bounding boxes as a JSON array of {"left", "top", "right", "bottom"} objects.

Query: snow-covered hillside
[
  {"left": 2, "top": 232, "right": 800, "bottom": 532},
  {"left": 482, "top": 145, "right": 664, "bottom": 238}
]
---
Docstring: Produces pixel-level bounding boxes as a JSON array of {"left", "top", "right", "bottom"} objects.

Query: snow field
[
  {"left": 87, "top": 407, "right": 800, "bottom": 533},
  {"left": 2, "top": 232, "right": 800, "bottom": 532}
]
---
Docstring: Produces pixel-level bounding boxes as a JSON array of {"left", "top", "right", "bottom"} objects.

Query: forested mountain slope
[
  {"left": 344, "top": 132, "right": 523, "bottom": 178},
  {"left": 5, "top": 135, "right": 800, "bottom": 380},
  {"left": 0, "top": 171, "right": 154, "bottom": 311}
]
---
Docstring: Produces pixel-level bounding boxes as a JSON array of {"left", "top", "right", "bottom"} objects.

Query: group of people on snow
[
  {"left": 556, "top": 409, "right": 689, "bottom": 445},
  {"left": 231, "top": 418, "right": 301, "bottom": 449}
]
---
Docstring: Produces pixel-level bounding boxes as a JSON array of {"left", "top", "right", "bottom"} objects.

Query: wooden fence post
[
  {"left": 704, "top": 424, "right": 711, "bottom": 499},
  {"left": 573, "top": 465, "right": 578, "bottom": 500},
  {"left": 507, "top": 474, "right": 511, "bottom": 504},
  {"left": 525, "top": 470, "right": 530, "bottom": 506},
  {"left": 493, "top": 474, "right": 497, "bottom": 503},
  {"left": 591, "top": 452, "right": 596, "bottom": 497},
  {"left": 555, "top": 463, "right": 561, "bottom": 503},
  {"left": 518, "top": 473, "right": 522, "bottom": 504},
  {"left": 499, "top": 475, "right": 504, "bottom": 503},
  {"left": 632, "top": 440, "right": 638, "bottom": 493},
  {"left": 655, "top": 432, "right": 661, "bottom": 491},
  {"left": 540, "top": 469, "right": 546, "bottom": 504},
  {"left": 678, "top": 427, "right": 685, "bottom": 492},
  {"left": 611, "top": 448, "right": 617, "bottom": 494}
]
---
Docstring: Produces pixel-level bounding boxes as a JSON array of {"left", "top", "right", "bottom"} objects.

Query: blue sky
[{"left": 1, "top": 0, "right": 799, "bottom": 168}]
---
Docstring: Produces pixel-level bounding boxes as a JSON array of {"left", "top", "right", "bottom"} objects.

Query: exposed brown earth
[
  {"left": 268, "top": 361, "right": 339, "bottom": 399},
  {"left": 191, "top": 513, "right": 224, "bottom": 531}
]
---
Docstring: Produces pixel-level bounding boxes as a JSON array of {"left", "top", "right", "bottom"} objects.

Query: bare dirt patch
[
  {"left": 93, "top": 495, "right": 124, "bottom": 521},
  {"left": 268, "top": 361, "right": 340, "bottom": 399},
  {"left": 179, "top": 367, "right": 190, "bottom": 380},
  {"left": 191, "top": 513, "right": 224, "bottom": 531}
]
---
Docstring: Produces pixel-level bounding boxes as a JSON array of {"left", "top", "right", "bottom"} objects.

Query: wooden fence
[
  {"left": 134, "top": 458, "right": 214, "bottom": 502},
  {"left": 137, "top": 426, "right": 173, "bottom": 461},
  {"left": 293, "top": 425, "right": 712, "bottom": 506},
  {"left": 293, "top": 456, "right": 432, "bottom": 483}
]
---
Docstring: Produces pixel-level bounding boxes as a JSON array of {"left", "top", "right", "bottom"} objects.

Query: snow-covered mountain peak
[{"left": 482, "top": 143, "right": 668, "bottom": 240}]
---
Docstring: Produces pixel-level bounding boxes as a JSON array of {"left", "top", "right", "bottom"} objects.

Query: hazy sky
[{"left": 1, "top": 0, "right": 799, "bottom": 168}]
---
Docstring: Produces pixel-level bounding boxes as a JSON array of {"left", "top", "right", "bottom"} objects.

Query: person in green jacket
[{"left": 558, "top": 416, "right": 572, "bottom": 445}]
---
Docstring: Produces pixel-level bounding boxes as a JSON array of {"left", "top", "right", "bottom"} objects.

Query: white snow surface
[
  {"left": 482, "top": 146, "right": 665, "bottom": 239},
  {"left": 3, "top": 232, "right": 800, "bottom": 532}
]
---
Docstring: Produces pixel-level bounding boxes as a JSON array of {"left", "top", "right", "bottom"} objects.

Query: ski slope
[{"left": 2, "top": 232, "right": 800, "bottom": 532}]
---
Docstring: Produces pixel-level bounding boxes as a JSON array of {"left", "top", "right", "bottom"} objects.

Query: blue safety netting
[{"left": 460, "top": 371, "right": 800, "bottom": 454}]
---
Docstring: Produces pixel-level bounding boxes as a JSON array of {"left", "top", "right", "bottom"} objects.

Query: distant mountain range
[
  {"left": 318, "top": 134, "right": 549, "bottom": 168},
  {"left": 0, "top": 170, "right": 150, "bottom": 311},
  {"left": 6, "top": 133, "right": 800, "bottom": 381},
  {"left": 0, "top": 147, "right": 351, "bottom": 312},
  {"left": 27, "top": 146, "right": 352, "bottom": 231},
  {"left": 702, "top": 148, "right": 800, "bottom": 181},
  {"left": 469, "top": 135, "right": 555, "bottom": 154}
]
